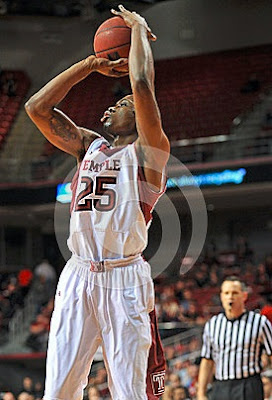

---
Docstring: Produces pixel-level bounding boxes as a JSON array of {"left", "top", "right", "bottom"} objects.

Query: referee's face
[{"left": 220, "top": 281, "right": 248, "bottom": 317}]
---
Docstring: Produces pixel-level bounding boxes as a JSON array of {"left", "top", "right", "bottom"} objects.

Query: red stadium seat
[
  {"left": 0, "top": 70, "right": 30, "bottom": 150},
  {"left": 37, "top": 44, "right": 272, "bottom": 158}
]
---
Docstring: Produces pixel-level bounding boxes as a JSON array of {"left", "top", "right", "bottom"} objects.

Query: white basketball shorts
[{"left": 43, "top": 254, "right": 154, "bottom": 400}]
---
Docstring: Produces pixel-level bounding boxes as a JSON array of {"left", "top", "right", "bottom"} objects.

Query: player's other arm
[
  {"left": 25, "top": 56, "right": 128, "bottom": 160},
  {"left": 197, "top": 358, "right": 214, "bottom": 400},
  {"left": 112, "top": 6, "right": 170, "bottom": 190}
]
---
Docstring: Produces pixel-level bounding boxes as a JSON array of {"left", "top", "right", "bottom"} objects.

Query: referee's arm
[
  {"left": 197, "top": 320, "right": 214, "bottom": 400},
  {"left": 197, "top": 358, "right": 214, "bottom": 400},
  {"left": 261, "top": 315, "right": 272, "bottom": 368}
]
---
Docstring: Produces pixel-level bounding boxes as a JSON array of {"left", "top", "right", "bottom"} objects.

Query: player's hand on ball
[
  {"left": 90, "top": 56, "right": 129, "bottom": 77},
  {"left": 111, "top": 4, "right": 157, "bottom": 41}
]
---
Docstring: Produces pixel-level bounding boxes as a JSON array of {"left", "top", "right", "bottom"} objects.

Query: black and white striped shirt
[{"left": 201, "top": 311, "right": 272, "bottom": 380}]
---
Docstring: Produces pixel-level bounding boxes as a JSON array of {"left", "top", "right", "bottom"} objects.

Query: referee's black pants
[{"left": 211, "top": 374, "right": 264, "bottom": 400}]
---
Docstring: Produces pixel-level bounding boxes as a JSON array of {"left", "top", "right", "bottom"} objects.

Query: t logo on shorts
[{"left": 151, "top": 371, "right": 165, "bottom": 396}]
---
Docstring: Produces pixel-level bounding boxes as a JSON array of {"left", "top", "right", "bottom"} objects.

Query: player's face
[
  {"left": 101, "top": 95, "right": 136, "bottom": 136},
  {"left": 220, "top": 281, "right": 248, "bottom": 314}
]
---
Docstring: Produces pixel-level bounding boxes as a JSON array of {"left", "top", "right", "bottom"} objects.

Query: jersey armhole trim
[{"left": 133, "top": 142, "right": 167, "bottom": 195}]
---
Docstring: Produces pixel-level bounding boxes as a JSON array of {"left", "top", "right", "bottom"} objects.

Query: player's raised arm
[
  {"left": 112, "top": 5, "right": 170, "bottom": 189},
  {"left": 25, "top": 56, "right": 128, "bottom": 160}
]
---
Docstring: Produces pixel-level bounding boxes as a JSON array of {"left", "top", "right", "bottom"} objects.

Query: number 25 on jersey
[{"left": 75, "top": 176, "right": 117, "bottom": 212}]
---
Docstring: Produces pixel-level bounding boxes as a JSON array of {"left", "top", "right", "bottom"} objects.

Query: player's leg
[
  {"left": 43, "top": 260, "right": 101, "bottom": 400},
  {"left": 101, "top": 286, "right": 152, "bottom": 400},
  {"left": 98, "top": 264, "right": 154, "bottom": 400}
]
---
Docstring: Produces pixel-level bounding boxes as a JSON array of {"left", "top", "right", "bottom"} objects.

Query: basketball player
[{"left": 25, "top": 5, "right": 169, "bottom": 400}]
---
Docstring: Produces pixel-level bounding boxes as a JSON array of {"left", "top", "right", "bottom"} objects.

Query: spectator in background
[
  {"left": 2, "top": 279, "right": 24, "bottom": 318},
  {"left": 32, "top": 260, "right": 56, "bottom": 310},
  {"left": 87, "top": 385, "right": 102, "bottom": 400},
  {"left": 20, "top": 377, "right": 34, "bottom": 396},
  {"left": 256, "top": 263, "right": 270, "bottom": 286},
  {"left": 17, "top": 392, "right": 34, "bottom": 400},
  {"left": 17, "top": 393, "right": 29, "bottom": 400},
  {"left": 187, "top": 337, "right": 201, "bottom": 355},
  {"left": 262, "top": 375, "right": 272, "bottom": 400},
  {"left": 89, "top": 367, "right": 110, "bottom": 399},
  {"left": 180, "top": 289, "right": 193, "bottom": 312},
  {"left": 173, "top": 359, "right": 188, "bottom": 382},
  {"left": 240, "top": 73, "right": 260, "bottom": 93},
  {"left": 183, "top": 302, "right": 199, "bottom": 323},
  {"left": 17, "top": 268, "right": 33, "bottom": 296},
  {"left": 2, "top": 72, "right": 17, "bottom": 97},
  {"left": 161, "top": 299, "right": 180, "bottom": 322},
  {"left": 168, "top": 373, "right": 182, "bottom": 389},
  {"left": 160, "top": 285, "right": 176, "bottom": 302},
  {"left": 164, "top": 346, "right": 176, "bottom": 365},
  {"left": 161, "top": 385, "right": 173, "bottom": 400},
  {"left": 34, "top": 259, "right": 56, "bottom": 293},
  {"left": 235, "top": 236, "right": 253, "bottom": 263},
  {"left": 175, "top": 280, "right": 186, "bottom": 302},
  {"left": 186, "top": 363, "right": 198, "bottom": 398},
  {"left": 194, "top": 264, "right": 209, "bottom": 288},
  {"left": 25, "top": 311, "right": 51, "bottom": 352},
  {"left": 172, "top": 386, "right": 191, "bottom": 400},
  {"left": 33, "top": 382, "right": 43, "bottom": 400},
  {"left": 3, "top": 393, "right": 16, "bottom": 400},
  {"left": 208, "top": 268, "right": 219, "bottom": 288}
]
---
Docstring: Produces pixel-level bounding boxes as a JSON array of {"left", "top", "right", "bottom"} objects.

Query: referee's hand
[{"left": 197, "top": 395, "right": 208, "bottom": 400}]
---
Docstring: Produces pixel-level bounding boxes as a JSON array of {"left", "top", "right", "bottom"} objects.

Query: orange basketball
[{"left": 93, "top": 16, "right": 131, "bottom": 61}]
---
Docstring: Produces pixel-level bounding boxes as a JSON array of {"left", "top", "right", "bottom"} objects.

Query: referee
[{"left": 197, "top": 276, "right": 272, "bottom": 400}]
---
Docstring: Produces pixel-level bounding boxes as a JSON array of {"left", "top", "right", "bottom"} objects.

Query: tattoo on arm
[{"left": 49, "top": 114, "right": 78, "bottom": 142}]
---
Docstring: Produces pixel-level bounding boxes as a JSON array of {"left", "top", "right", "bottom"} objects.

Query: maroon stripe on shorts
[{"left": 146, "top": 309, "right": 166, "bottom": 399}]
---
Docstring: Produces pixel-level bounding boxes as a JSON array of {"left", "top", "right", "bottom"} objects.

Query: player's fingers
[
  {"left": 111, "top": 58, "right": 128, "bottom": 68},
  {"left": 110, "top": 58, "right": 129, "bottom": 75},
  {"left": 118, "top": 4, "right": 128, "bottom": 13},
  {"left": 146, "top": 26, "right": 157, "bottom": 41},
  {"left": 111, "top": 8, "right": 120, "bottom": 16},
  {"left": 149, "top": 32, "right": 157, "bottom": 41},
  {"left": 112, "top": 61, "right": 129, "bottom": 72}
]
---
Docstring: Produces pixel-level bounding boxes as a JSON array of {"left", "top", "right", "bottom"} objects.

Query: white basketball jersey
[{"left": 67, "top": 138, "right": 164, "bottom": 261}]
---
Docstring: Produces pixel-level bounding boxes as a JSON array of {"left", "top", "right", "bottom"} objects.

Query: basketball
[{"left": 93, "top": 16, "right": 131, "bottom": 61}]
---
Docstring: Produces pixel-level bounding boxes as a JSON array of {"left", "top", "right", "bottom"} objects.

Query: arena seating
[
  {"left": 5, "top": 45, "right": 272, "bottom": 165},
  {"left": 57, "top": 44, "right": 272, "bottom": 142},
  {"left": 0, "top": 70, "right": 30, "bottom": 149},
  {"left": 0, "top": 269, "right": 33, "bottom": 343}
]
